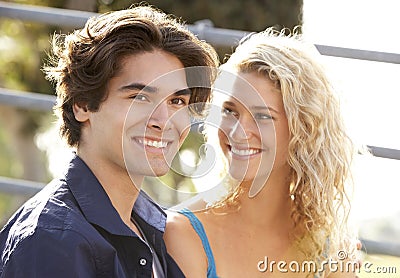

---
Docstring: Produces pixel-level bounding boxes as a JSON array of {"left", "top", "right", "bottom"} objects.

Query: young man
[{"left": 0, "top": 6, "right": 218, "bottom": 277}]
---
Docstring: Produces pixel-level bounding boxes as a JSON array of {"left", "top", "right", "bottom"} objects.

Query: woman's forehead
[{"left": 214, "top": 71, "right": 281, "bottom": 111}]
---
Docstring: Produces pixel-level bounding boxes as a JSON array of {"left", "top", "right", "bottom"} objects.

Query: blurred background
[{"left": 0, "top": 0, "right": 399, "bottom": 277}]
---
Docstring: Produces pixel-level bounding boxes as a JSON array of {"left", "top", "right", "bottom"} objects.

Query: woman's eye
[
  {"left": 254, "top": 113, "right": 273, "bottom": 120},
  {"left": 129, "top": 94, "right": 148, "bottom": 101},
  {"left": 222, "top": 107, "right": 238, "bottom": 117}
]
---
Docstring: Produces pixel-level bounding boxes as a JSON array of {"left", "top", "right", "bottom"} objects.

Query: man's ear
[{"left": 73, "top": 103, "right": 90, "bottom": 122}]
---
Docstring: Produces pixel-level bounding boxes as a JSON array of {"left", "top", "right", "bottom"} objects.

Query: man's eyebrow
[
  {"left": 119, "top": 83, "right": 158, "bottom": 93},
  {"left": 119, "top": 83, "right": 191, "bottom": 97},
  {"left": 173, "top": 88, "right": 192, "bottom": 96}
]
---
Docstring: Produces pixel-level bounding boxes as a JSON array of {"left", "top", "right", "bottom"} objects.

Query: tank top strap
[{"left": 179, "top": 208, "right": 218, "bottom": 278}]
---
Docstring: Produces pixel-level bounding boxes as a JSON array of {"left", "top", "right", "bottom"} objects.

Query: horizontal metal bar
[
  {"left": 361, "top": 238, "right": 400, "bottom": 257},
  {"left": 0, "top": 88, "right": 56, "bottom": 111},
  {"left": 188, "top": 20, "right": 249, "bottom": 47},
  {"left": 0, "top": 2, "right": 248, "bottom": 46},
  {"left": 367, "top": 145, "right": 400, "bottom": 160},
  {"left": 315, "top": 44, "right": 400, "bottom": 64},
  {"left": 0, "top": 176, "right": 45, "bottom": 196},
  {"left": 0, "top": 1, "right": 96, "bottom": 28},
  {"left": 1, "top": 2, "right": 400, "bottom": 64}
]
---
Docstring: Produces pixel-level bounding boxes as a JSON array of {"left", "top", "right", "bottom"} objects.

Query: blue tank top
[
  {"left": 179, "top": 208, "right": 218, "bottom": 278},
  {"left": 179, "top": 208, "right": 324, "bottom": 278}
]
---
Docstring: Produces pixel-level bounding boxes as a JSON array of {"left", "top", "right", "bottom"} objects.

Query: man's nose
[{"left": 147, "top": 101, "right": 171, "bottom": 131}]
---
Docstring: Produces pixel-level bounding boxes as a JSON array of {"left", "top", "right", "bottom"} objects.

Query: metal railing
[
  {"left": 1, "top": 2, "right": 400, "bottom": 63},
  {"left": 0, "top": 88, "right": 55, "bottom": 111},
  {"left": 1, "top": 1, "right": 400, "bottom": 257}
]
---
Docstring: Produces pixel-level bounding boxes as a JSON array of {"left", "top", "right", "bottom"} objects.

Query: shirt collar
[{"left": 65, "top": 154, "right": 166, "bottom": 235}]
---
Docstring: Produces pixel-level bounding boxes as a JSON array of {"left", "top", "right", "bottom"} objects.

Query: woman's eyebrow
[
  {"left": 250, "top": 105, "right": 279, "bottom": 113},
  {"left": 222, "top": 101, "right": 236, "bottom": 107},
  {"left": 222, "top": 101, "right": 279, "bottom": 114}
]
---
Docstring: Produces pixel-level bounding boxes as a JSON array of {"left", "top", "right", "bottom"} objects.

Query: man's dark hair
[{"left": 44, "top": 5, "right": 219, "bottom": 147}]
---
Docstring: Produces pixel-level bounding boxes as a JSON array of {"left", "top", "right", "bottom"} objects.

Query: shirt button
[{"left": 139, "top": 258, "right": 147, "bottom": 266}]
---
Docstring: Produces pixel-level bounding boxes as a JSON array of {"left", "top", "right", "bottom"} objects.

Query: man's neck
[{"left": 76, "top": 149, "right": 143, "bottom": 229}]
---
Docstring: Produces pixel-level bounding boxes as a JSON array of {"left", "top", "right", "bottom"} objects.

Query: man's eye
[
  {"left": 170, "top": 98, "right": 187, "bottom": 105},
  {"left": 129, "top": 94, "right": 148, "bottom": 101}
]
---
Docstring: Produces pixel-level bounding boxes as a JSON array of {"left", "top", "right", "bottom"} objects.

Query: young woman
[{"left": 165, "top": 28, "right": 358, "bottom": 278}]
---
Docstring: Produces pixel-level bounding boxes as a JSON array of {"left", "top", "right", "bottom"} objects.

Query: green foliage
[
  {"left": 98, "top": 0, "right": 302, "bottom": 60},
  {"left": 7, "top": 0, "right": 65, "bottom": 8},
  {"left": 0, "top": 19, "right": 54, "bottom": 95},
  {"left": 99, "top": 0, "right": 302, "bottom": 31},
  {"left": 0, "top": 194, "right": 13, "bottom": 226},
  {"left": 0, "top": 125, "right": 14, "bottom": 177}
]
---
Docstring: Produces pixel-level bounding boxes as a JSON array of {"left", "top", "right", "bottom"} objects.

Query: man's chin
[
  {"left": 125, "top": 165, "right": 170, "bottom": 180},
  {"left": 147, "top": 161, "right": 171, "bottom": 177},
  {"left": 149, "top": 168, "right": 169, "bottom": 177}
]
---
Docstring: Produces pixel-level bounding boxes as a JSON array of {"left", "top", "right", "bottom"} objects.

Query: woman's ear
[{"left": 73, "top": 103, "right": 90, "bottom": 122}]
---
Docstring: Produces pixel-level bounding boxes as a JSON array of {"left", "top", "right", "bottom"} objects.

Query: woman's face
[{"left": 217, "top": 71, "right": 290, "bottom": 194}]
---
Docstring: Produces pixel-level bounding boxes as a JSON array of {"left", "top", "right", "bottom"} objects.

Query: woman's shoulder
[
  {"left": 165, "top": 210, "right": 192, "bottom": 234},
  {"left": 165, "top": 207, "right": 210, "bottom": 246},
  {"left": 164, "top": 209, "right": 209, "bottom": 277}
]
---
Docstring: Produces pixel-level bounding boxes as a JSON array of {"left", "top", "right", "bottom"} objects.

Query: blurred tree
[
  {"left": 0, "top": 0, "right": 96, "bottom": 224},
  {"left": 99, "top": 0, "right": 302, "bottom": 31},
  {"left": 99, "top": 0, "right": 303, "bottom": 59}
]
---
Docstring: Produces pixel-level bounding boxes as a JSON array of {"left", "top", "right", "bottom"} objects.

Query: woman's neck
[{"left": 216, "top": 168, "right": 294, "bottom": 234}]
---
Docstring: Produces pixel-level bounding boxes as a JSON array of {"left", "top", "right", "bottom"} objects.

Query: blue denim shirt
[{"left": 0, "top": 155, "right": 184, "bottom": 278}]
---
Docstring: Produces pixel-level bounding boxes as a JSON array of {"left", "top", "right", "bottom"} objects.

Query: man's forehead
[
  {"left": 118, "top": 51, "right": 187, "bottom": 83},
  {"left": 117, "top": 62, "right": 189, "bottom": 95},
  {"left": 146, "top": 70, "right": 188, "bottom": 89}
]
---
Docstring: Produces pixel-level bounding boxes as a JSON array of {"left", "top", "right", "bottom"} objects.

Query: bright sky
[
  {"left": 303, "top": 0, "right": 400, "bottom": 238},
  {"left": 303, "top": 0, "right": 400, "bottom": 150}
]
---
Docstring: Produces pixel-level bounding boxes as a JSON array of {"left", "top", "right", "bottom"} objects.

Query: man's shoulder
[
  {"left": 0, "top": 180, "right": 102, "bottom": 275},
  {"left": 0, "top": 217, "right": 100, "bottom": 277},
  {"left": 4, "top": 178, "right": 83, "bottom": 229},
  {"left": 0, "top": 178, "right": 95, "bottom": 258}
]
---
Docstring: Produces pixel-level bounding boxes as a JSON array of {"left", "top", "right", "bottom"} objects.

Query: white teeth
[
  {"left": 138, "top": 139, "right": 167, "bottom": 148},
  {"left": 231, "top": 147, "right": 260, "bottom": 156}
]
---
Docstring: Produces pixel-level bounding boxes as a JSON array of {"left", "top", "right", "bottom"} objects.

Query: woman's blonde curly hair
[{"left": 212, "top": 28, "right": 356, "bottom": 274}]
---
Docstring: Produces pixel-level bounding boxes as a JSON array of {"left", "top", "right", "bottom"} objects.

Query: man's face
[{"left": 78, "top": 50, "right": 191, "bottom": 185}]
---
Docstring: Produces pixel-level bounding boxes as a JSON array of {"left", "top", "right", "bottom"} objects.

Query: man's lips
[{"left": 131, "top": 136, "right": 173, "bottom": 152}]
